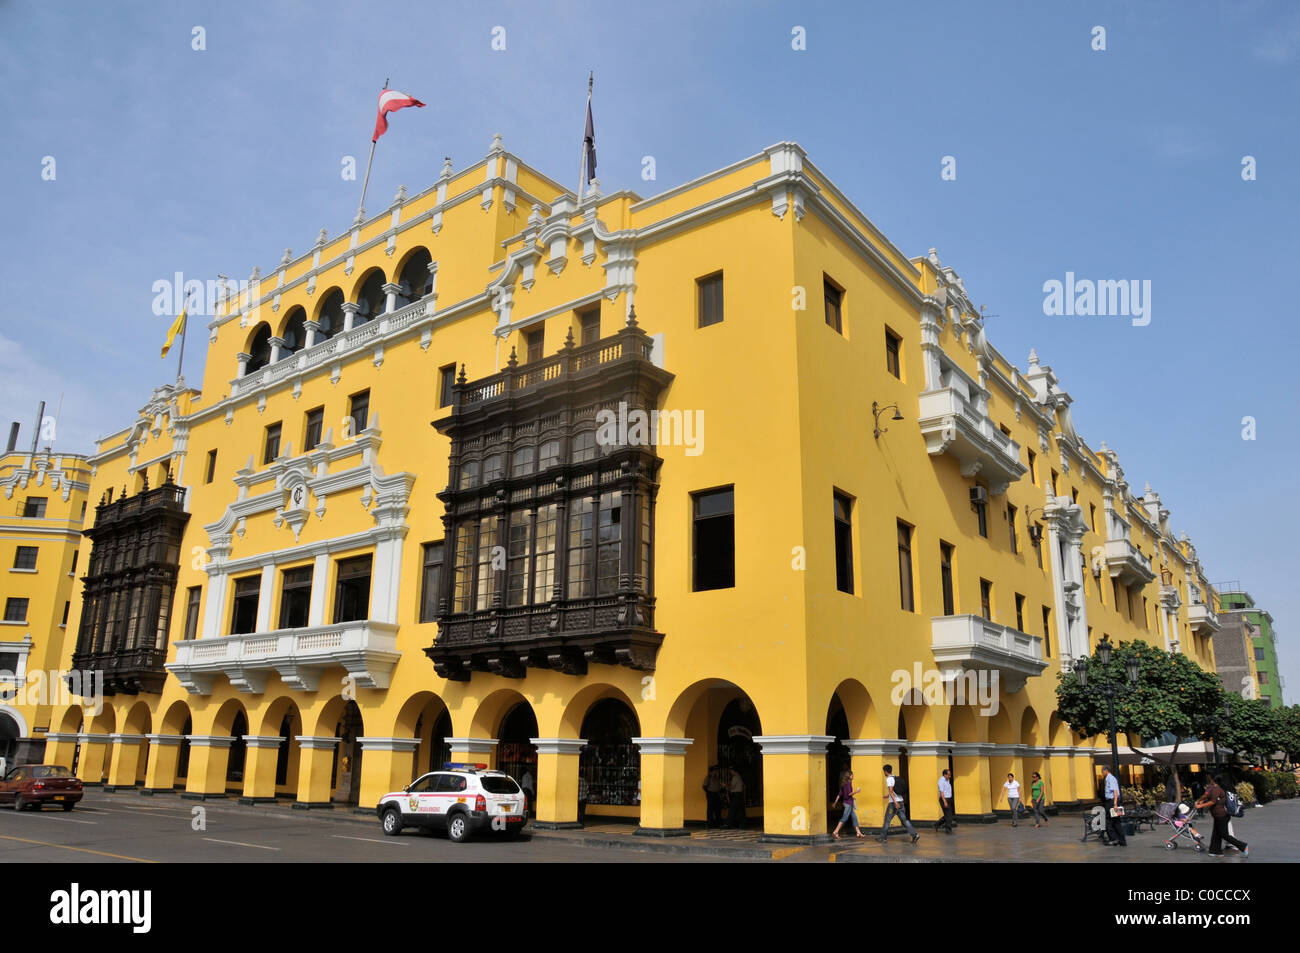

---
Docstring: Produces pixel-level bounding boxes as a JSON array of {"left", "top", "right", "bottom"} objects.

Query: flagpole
[
  {"left": 357, "top": 78, "right": 389, "bottom": 220},
  {"left": 577, "top": 72, "right": 592, "bottom": 205},
  {"left": 176, "top": 291, "right": 191, "bottom": 384}
]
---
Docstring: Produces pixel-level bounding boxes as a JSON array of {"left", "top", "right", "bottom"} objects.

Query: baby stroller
[
  {"left": 1081, "top": 804, "right": 1109, "bottom": 843},
  {"left": 1155, "top": 802, "right": 1204, "bottom": 852}
]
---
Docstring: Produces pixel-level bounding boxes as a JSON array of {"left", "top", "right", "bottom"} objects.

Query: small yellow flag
[{"left": 161, "top": 307, "right": 186, "bottom": 359}]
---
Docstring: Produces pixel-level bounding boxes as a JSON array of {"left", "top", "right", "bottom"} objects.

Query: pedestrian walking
[
  {"left": 934, "top": 768, "right": 955, "bottom": 834},
  {"left": 1030, "top": 771, "right": 1049, "bottom": 828},
  {"left": 727, "top": 766, "right": 746, "bottom": 828},
  {"left": 1194, "top": 775, "right": 1249, "bottom": 858},
  {"left": 1001, "top": 772, "right": 1022, "bottom": 827},
  {"left": 879, "top": 764, "right": 919, "bottom": 844},
  {"left": 831, "top": 769, "right": 865, "bottom": 840},
  {"left": 703, "top": 764, "right": 724, "bottom": 828},
  {"left": 1101, "top": 765, "right": 1126, "bottom": 847}
]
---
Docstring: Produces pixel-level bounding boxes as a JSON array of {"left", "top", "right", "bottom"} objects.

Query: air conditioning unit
[{"left": 969, "top": 486, "right": 988, "bottom": 507}]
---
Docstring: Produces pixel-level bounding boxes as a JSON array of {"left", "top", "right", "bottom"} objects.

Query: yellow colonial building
[
  {"left": 33, "top": 137, "right": 1227, "bottom": 838},
  {"left": 1, "top": 443, "right": 92, "bottom": 765}
]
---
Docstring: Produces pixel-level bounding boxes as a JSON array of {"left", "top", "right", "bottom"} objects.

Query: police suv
[{"left": 376, "top": 764, "right": 528, "bottom": 842}]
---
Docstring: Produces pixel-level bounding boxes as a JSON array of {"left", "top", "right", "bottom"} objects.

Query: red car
[{"left": 0, "top": 764, "right": 83, "bottom": 811}]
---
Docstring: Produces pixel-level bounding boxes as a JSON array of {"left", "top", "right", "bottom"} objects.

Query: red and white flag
[{"left": 373, "top": 89, "right": 424, "bottom": 142}]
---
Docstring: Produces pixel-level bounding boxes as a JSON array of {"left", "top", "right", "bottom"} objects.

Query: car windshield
[
  {"left": 479, "top": 776, "right": 521, "bottom": 794},
  {"left": 30, "top": 766, "right": 73, "bottom": 779}
]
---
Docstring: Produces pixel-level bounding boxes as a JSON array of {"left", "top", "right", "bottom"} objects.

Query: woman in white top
[{"left": 1002, "top": 773, "right": 1022, "bottom": 827}]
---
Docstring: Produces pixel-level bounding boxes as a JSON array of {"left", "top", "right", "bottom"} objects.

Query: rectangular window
[
  {"left": 1027, "top": 449, "right": 1037, "bottom": 485},
  {"left": 473, "top": 517, "right": 496, "bottom": 612},
  {"left": 975, "top": 489, "right": 988, "bottom": 539},
  {"left": 885, "top": 328, "right": 902, "bottom": 379},
  {"left": 438, "top": 364, "right": 457, "bottom": 408},
  {"left": 823, "top": 277, "right": 843, "bottom": 334},
  {"left": 1050, "top": 470, "right": 1058, "bottom": 497},
  {"left": 692, "top": 487, "right": 735, "bottom": 591},
  {"left": 566, "top": 498, "right": 594, "bottom": 599},
  {"left": 697, "top": 272, "right": 724, "bottom": 328},
  {"left": 512, "top": 446, "right": 535, "bottom": 478},
  {"left": 979, "top": 579, "right": 992, "bottom": 621},
  {"left": 183, "top": 586, "right": 202, "bottom": 641},
  {"left": 1015, "top": 593, "right": 1025, "bottom": 632},
  {"left": 482, "top": 454, "right": 504, "bottom": 484},
  {"left": 897, "top": 520, "right": 914, "bottom": 610},
  {"left": 205, "top": 449, "right": 217, "bottom": 484},
  {"left": 939, "top": 541, "right": 955, "bottom": 615},
  {"left": 1071, "top": 486, "right": 1079, "bottom": 504},
  {"left": 524, "top": 327, "right": 544, "bottom": 364},
  {"left": 1033, "top": 524, "right": 1043, "bottom": 569},
  {"left": 334, "top": 555, "right": 372, "bottom": 623},
  {"left": 303, "top": 407, "right": 324, "bottom": 452},
  {"left": 833, "top": 492, "right": 854, "bottom": 594},
  {"left": 5, "top": 597, "right": 28, "bottom": 622},
  {"left": 533, "top": 504, "right": 558, "bottom": 602},
  {"left": 349, "top": 390, "right": 370, "bottom": 434},
  {"left": 264, "top": 423, "right": 282, "bottom": 464},
  {"left": 507, "top": 510, "right": 534, "bottom": 607},
  {"left": 1089, "top": 503, "right": 1096, "bottom": 533},
  {"left": 1007, "top": 504, "right": 1018, "bottom": 554},
  {"left": 230, "top": 575, "right": 260, "bottom": 635},
  {"left": 539, "top": 439, "right": 561, "bottom": 471},
  {"left": 1042, "top": 606, "right": 1052, "bottom": 657},
  {"left": 420, "top": 541, "right": 444, "bottom": 622},
  {"left": 22, "top": 497, "right": 47, "bottom": 518},
  {"left": 578, "top": 305, "right": 601, "bottom": 344},
  {"left": 570, "top": 431, "right": 596, "bottom": 464},
  {"left": 70, "top": 550, "right": 78, "bottom": 575},
  {"left": 1142, "top": 596, "right": 1149, "bottom": 630},
  {"left": 1258, "top": 671, "right": 1269, "bottom": 685},
  {"left": 596, "top": 491, "right": 623, "bottom": 597},
  {"left": 1254, "top": 647, "right": 1265, "bottom": 661},
  {"left": 13, "top": 546, "right": 37, "bottom": 570},
  {"left": 61, "top": 601, "right": 70, "bottom": 626},
  {"left": 278, "top": 566, "right": 313, "bottom": 629},
  {"left": 453, "top": 523, "right": 474, "bottom": 613}
]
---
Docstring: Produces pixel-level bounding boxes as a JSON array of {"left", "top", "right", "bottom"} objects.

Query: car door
[
  {"left": 0, "top": 768, "right": 22, "bottom": 803},
  {"left": 404, "top": 774, "right": 438, "bottom": 826},
  {"left": 433, "top": 773, "right": 469, "bottom": 828}
]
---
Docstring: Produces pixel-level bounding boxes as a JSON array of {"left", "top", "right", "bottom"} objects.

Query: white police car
[{"left": 376, "top": 764, "right": 528, "bottom": 842}]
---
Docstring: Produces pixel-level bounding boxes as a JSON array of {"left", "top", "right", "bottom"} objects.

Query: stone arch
[
  {"left": 258, "top": 696, "right": 303, "bottom": 798},
  {"left": 394, "top": 691, "right": 452, "bottom": 778},
  {"left": 948, "top": 704, "right": 984, "bottom": 744},
  {"left": 1048, "top": 712, "right": 1070, "bottom": 747},
  {"left": 826, "top": 678, "right": 879, "bottom": 739},
  {"left": 349, "top": 266, "right": 387, "bottom": 321},
  {"left": 89, "top": 705, "right": 116, "bottom": 735},
  {"left": 988, "top": 707, "right": 1015, "bottom": 745},
  {"left": 160, "top": 699, "right": 191, "bottom": 735},
  {"left": 209, "top": 697, "right": 247, "bottom": 736},
  {"left": 245, "top": 322, "right": 272, "bottom": 373},
  {"left": 58, "top": 706, "right": 84, "bottom": 734},
  {"left": 468, "top": 688, "right": 532, "bottom": 740},
  {"left": 665, "top": 678, "right": 764, "bottom": 827},
  {"left": 122, "top": 701, "right": 152, "bottom": 735},
  {"left": 394, "top": 246, "right": 433, "bottom": 302},
  {"left": 1019, "top": 706, "right": 1041, "bottom": 746},
  {"left": 312, "top": 286, "right": 344, "bottom": 338},
  {"left": 277, "top": 305, "right": 308, "bottom": 354},
  {"left": 558, "top": 683, "right": 639, "bottom": 738}
]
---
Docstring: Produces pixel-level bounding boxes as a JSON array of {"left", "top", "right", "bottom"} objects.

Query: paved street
[{"left": 0, "top": 790, "right": 1295, "bottom": 863}]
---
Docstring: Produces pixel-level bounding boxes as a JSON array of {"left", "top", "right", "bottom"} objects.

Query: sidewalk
[{"left": 89, "top": 789, "right": 1297, "bottom": 862}]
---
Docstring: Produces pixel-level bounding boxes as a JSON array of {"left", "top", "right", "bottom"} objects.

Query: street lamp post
[{"left": 1073, "top": 638, "right": 1140, "bottom": 780}]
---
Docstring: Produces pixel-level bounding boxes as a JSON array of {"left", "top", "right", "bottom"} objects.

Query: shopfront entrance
[{"left": 578, "top": 698, "right": 640, "bottom": 811}]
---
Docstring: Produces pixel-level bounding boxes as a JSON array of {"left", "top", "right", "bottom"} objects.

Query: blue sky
[{"left": 1, "top": 1, "right": 1296, "bottom": 701}]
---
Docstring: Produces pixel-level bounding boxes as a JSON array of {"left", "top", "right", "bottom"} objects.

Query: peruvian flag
[{"left": 373, "top": 89, "right": 425, "bottom": 142}]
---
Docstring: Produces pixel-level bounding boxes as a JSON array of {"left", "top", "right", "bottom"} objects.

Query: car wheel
[
  {"left": 61, "top": 802, "right": 75, "bottom": 812},
  {"left": 381, "top": 808, "right": 404, "bottom": 836},
  {"left": 447, "top": 812, "right": 470, "bottom": 843},
  {"left": 13, "top": 795, "right": 25, "bottom": 811},
  {"left": 1165, "top": 841, "right": 1175, "bottom": 851}
]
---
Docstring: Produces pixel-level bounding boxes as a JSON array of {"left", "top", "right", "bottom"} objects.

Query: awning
[{"left": 1091, "top": 741, "right": 1233, "bottom": 766}]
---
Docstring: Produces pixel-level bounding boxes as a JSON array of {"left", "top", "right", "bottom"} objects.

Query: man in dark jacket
[{"left": 1194, "top": 775, "right": 1249, "bottom": 857}]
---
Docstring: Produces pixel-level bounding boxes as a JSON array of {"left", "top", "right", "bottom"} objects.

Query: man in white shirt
[
  {"left": 1101, "top": 765, "right": 1126, "bottom": 846},
  {"left": 934, "top": 768, "right": 955, "bottom": 834},
  {"left": 879, "top": 764, "right": 918, "bottom": 844},
  {"left": 1002, "top": 773, "right": 1022, "bottom": 827}
]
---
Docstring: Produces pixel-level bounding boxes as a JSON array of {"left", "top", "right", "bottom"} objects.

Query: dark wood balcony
[{"left": 68, "top": 647, "right": 169, "bottom": 695}]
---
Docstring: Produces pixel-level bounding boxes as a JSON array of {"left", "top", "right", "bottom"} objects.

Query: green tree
[
  {"left": 1056, "top": 639, "right": 1224, "bottom": 803},
  {"left": 1219, "top": 698, "right": 1285, "bottom": 766}
]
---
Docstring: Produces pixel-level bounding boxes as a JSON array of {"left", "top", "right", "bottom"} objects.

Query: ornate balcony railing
[
  {"left": 930, "top": 614, "right": 1048, "bottom": 693},
  {"left": 917, "top": 385, "right": 1026, "bottom": 494},
  {"left": 1104, "top": 537, "right": 1155, "bottom": 587},
  {"left": 1186, "top": 601, "right": 1221, "bottom": 635},
  {"left": 167, "top": 620, "right": 400, "bottom": 695}
]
